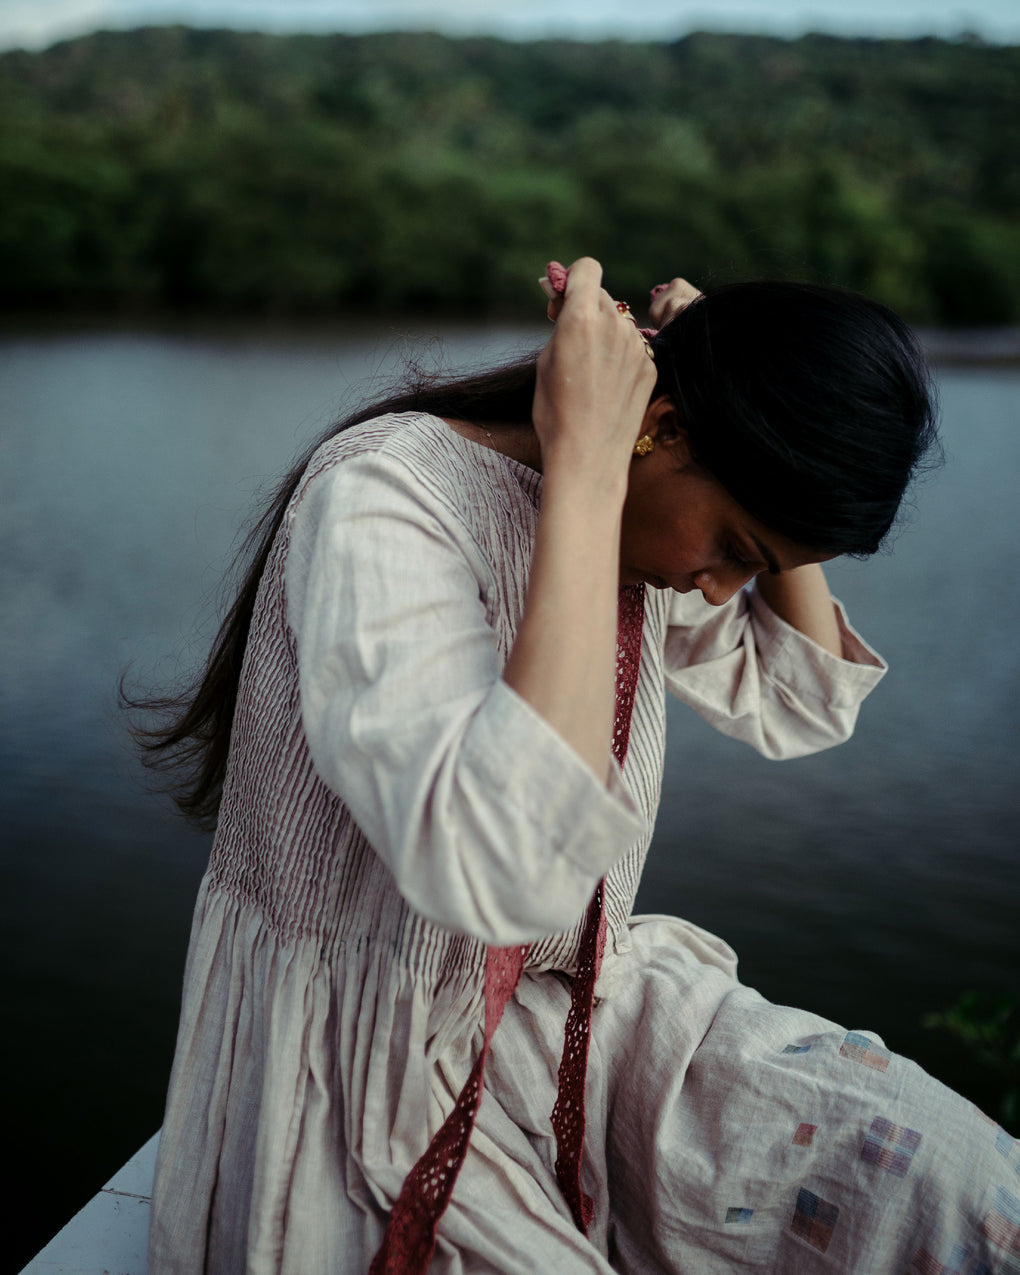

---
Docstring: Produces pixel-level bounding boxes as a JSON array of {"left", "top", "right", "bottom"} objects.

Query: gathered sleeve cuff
[
  {"left": 663, "top": 584, "right": 887, "bottom": 760},
  {"left": 285, "top": 447, "right": 647, "bottom": 947}
]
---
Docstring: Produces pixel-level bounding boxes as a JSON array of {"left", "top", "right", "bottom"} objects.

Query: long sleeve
[
  {"left": 663, "top": 584, "right": 887, "bottom": 760},
  {"left": 284, "top": 446, "right": 647, "bottom": 947}
]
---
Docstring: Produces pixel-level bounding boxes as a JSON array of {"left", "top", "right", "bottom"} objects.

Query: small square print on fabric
[
  {"left": 725, "top": 1207, "right": 754, "bottom": 1224},
  {"left": 791, "top": 1187, "right": 839, "bottom": 1253},
  {"left": 782, "top": 1043, "right": 812, "bottom": 1055},
  {"left": 906, "top": 1243, "right": 971, "bottom": 1274},
  {"left": 839, "top": 1031, "right": 891, "bottom": 1072},
  {"left": 983, "top": 1186, "right": 1020, "bottom": 1264},
  {"left": 860, "top": 1115, "right": 922, "bottom": 1178},
  {"left": 792, "top": 1122, "right": 817, "bottom": 1147},
  {"left": 997, "top": 1127, "right": 1018, "bottom": 1160}
]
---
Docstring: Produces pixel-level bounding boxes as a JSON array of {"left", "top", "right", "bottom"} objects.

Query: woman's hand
[
  {"left": 532, "top": 257, "right": 657, "bottom": 493},
  {"left": 649, "top": 276, "right": 703, "bottom": 328}
]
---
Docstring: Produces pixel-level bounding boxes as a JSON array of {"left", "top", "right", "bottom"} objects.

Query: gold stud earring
[{"left": 633, "top": 435, "right": 655, "bottom": 456}]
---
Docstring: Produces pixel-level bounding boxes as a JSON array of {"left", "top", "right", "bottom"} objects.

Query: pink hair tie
[{"left": 544, "top": 260, "right": 569, "bottom": 294}]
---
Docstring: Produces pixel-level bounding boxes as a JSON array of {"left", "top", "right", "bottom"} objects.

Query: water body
[{"left": 2, "top": 321, "right": 1018, "bottom": 1264}]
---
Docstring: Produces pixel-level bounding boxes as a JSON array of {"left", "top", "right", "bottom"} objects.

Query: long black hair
[{"left": 126, "top": 280, "right": 939, "bottom": 828}]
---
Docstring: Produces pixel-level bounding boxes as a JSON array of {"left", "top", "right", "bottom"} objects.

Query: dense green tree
[{"left": 0, "top": 27, "right": 1016, "bottom": 322}]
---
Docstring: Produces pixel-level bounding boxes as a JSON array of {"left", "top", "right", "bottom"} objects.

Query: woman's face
[{"left": 619, "top": 399, "right": 832, "bottom": 604}]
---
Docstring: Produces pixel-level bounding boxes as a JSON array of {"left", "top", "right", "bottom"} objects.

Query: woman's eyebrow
[{"left": 749, "top": 533, "right": 782, "bottom": 575}]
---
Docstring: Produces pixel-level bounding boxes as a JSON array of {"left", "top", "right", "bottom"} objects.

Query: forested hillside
[{"left": 1, "top": 26, "right": 1017, "bottom": 322}]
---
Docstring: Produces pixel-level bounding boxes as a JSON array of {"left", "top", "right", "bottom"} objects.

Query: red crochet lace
[{"left": 370, "top": 584, "right": 646, "bottom": 1273}]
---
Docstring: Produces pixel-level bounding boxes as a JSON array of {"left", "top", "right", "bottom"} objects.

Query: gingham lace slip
[{"left": 369, "top": 583, "right": 646, "bottom": 1273}]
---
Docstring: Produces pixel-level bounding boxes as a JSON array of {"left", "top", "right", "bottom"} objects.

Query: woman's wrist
[
  {"left": 540, "top": 442, "right": 632, "bottom": 509},
  {"left": 755, "top": 564, "right": 843, "bottom": 658}
]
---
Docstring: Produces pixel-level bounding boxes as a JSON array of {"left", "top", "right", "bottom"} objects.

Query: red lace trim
[
  {"left": 369, "top": 584, "right": 645, "bottom": 1273},
  {"left": 550, "top": 581, "right": 645, "bottom": 1231}
]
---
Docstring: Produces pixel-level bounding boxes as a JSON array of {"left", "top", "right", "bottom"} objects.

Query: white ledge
[{"left": 20, "top": 1131, "right": 160, "bottom": 1275}]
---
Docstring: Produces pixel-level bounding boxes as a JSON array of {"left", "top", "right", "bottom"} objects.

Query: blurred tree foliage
[
  {"left": 925, "top": 993, "right": 1020, "bottom": 1132},
  {"left": 0, "top": 26, "right": 1017, "bottom": 322}
]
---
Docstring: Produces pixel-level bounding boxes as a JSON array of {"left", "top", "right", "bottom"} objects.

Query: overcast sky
[{"left": 2, "top": 0, "right": 1018, "bottom": 52}]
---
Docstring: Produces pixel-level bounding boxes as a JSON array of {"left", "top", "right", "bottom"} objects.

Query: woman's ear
[{"left": 640, "top": 396, "right": 692, "bottom": 463}]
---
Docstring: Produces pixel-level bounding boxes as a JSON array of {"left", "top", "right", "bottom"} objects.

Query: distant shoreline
[
  {"left": 1, "top": 310, "right": 1018, "bottom": 368},
  {"left": 917, "top": 329, "right": 1020, "bottom": 367}
]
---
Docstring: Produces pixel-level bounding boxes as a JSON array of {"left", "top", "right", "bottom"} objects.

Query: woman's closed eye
[{"left": 723, "top": 543, "right": 751, "bottom": 570}]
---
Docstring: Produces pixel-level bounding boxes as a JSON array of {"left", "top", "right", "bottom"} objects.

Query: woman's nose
[{"left": 693, "top": 567, "right": 756, "bottom": 606}]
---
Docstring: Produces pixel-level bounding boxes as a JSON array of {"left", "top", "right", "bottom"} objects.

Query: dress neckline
[{"left": 421, "top": 412, "right": 544, "bottom": 507}]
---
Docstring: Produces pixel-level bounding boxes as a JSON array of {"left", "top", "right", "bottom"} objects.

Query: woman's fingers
[
  {"left": 538, "top": 274, "right": 564, "bottom": 321},
  {"left": 540, "top": 258, "right": 641, "bottom": 327},
  {"left": 649, "top": 276, "right": 703, "bottom": 326},
  {"left": 544, "top": 264, "right": 701, "bottom": 328},
  {"left": 561, "top": 256, "right": 603, "bottom": 295}
]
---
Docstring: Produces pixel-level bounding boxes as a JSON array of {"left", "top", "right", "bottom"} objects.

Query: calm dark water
[{"left": 2, "top": 322, "right": 1018, "bottom": 1267}]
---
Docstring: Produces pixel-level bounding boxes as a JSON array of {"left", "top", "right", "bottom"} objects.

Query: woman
[{"left": 143, "top": 260, "right": 1013, "bottom": 1272}]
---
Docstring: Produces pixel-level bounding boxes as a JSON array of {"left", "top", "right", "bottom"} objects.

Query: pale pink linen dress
[{"left": 149, "top": 412, "right": 1019, "bottom": 1273}]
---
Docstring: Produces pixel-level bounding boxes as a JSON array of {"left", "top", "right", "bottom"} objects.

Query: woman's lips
[{"left": 649, "top": 575, "right": 698, "bottom": 593}]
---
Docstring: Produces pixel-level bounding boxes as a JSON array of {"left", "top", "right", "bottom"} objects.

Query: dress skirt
[{"left": 149, "top": 891, "right": 1019, "bottom": 1273}]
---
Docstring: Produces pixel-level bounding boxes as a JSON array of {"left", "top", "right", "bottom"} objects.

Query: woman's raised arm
[{"left": 502, "top": 258, "right": 657, "bottom": 780}]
